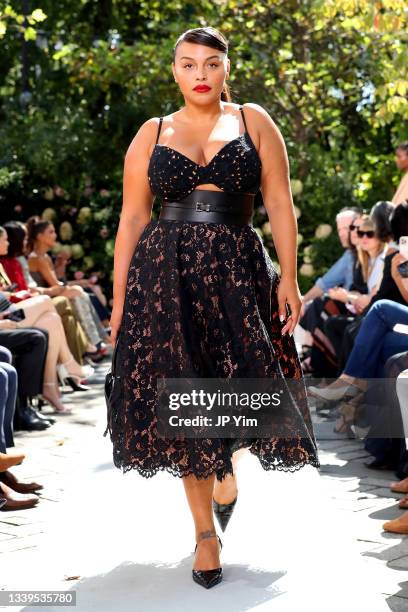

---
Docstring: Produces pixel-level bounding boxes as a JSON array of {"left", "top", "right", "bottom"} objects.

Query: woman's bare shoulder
[
  {"left": 126, "top": 117, "right": 162, "bottom": 159},
  {"left": 27, "top": 251, "right": 38, "bottom": 262},
  {"left": 241, "top": 103, "right": 279, "bottom": 131},
  {"left": 240, "top": 103, "right": 284, "bottom": 155},
  {"left": 28, "top": 251, "right": 48, "bottom": 267}
]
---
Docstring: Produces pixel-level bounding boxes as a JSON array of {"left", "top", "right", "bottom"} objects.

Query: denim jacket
[{"left": 315, "top": 249, "right": 354, "bottom": 291}]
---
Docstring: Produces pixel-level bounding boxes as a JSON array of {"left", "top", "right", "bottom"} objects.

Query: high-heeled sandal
[
  {"left": 333, "top": 392, "right": 365, "bottom": 436},
  {"left": 57, "top": 358, "right": 94, "bottom": 387},
  {"left": 212, "top": 495, "right": 238, "bottom": 532},
  {"left": 64, "top": 378, "right": 91, "bottom": 392},
  {"left": 41, "top": 382, "right": 73, "bottom": 414},
  {"left": 83, "top": 343, "right": 108, "bottom": 364},
  {"left": 192, "top": 530, "right": 223, "bottom": 589}
]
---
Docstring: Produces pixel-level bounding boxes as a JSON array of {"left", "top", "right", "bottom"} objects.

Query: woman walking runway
[{"left": 106, "top": 26, "right": 320, "bottom": 589}]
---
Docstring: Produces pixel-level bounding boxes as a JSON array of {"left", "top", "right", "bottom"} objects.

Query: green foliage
[{"left": 0, "top": 0, "right": 407, "bottom": 297}]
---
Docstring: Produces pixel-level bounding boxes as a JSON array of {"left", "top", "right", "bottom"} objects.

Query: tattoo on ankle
[{"left": 198, "top": 529, "right": 216, "bottom": 541}]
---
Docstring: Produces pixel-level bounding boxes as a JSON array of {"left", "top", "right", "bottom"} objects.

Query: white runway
[{"left": 2, "top": 434, "right": 389, "bottom": 612}]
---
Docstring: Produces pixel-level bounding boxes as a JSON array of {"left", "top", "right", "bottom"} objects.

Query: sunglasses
[
  {"left": 349, "top": 224, "right": 362, "bottom": 231},
  {"left": 357, "top": 229, "right": 375, "bottom": 238}
]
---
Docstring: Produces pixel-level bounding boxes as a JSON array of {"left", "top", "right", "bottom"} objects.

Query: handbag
[{"left": 103, "top": 329, "right": 124, "bottom": 439}]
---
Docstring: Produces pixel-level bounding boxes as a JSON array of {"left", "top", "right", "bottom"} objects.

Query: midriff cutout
[{"left": 194, "top": 183, "right": 224, "bottom": 192}]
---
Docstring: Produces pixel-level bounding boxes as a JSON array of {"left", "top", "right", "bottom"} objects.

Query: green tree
[{"left": 0, "top": 0, "right": 406, "bottom": 293}]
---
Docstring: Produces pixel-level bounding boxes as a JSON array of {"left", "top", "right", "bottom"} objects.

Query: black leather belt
[{"left": 159, "top": 190, "right": 255, "bottom": 225}]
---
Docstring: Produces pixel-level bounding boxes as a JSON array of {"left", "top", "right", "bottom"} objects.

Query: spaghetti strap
[
  {"left": 155, "top": 117, "right": 163, "bottom": 144},
  {"left": 239, "top": 105, "right": 248, "bottom": 133}
]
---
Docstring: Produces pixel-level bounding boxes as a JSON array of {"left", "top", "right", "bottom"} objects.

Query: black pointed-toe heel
[
  {"left": 192, "top": 531, "right": 223, "bottom": 589},
  {"left": 212, "top": 495, "right": 238, "bottom": 532}
]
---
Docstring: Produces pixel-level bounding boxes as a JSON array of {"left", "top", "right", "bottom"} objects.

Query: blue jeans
[
  {"left": 0, "top": 346, "right": 17, "bottom": 453},
  {"left": 344, "top": 300, "right": 408, "bottom": 378}
]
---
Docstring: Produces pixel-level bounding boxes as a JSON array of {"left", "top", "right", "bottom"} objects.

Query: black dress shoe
[
  {"left": 26, "top": 406, "right": 55, "bottom": 425},
  {"left": 17, "top": 407, "right": 51, "bottom": 431},
  {"left": 192, "top": 532, "right": 223, "bottom": 589},
  {"left": 213, "top": 495, "right": 238, "bottom": 532}
]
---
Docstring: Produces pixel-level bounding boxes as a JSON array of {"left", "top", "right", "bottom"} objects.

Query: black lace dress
[{"left": 106, "top": 105, "right": 320, "bottom": 480}]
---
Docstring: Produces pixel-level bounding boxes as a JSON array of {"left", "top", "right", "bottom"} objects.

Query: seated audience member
[
  {"left": 300, "top": 201, "right": 393, "bottom": 363},
  {"left": 1, "top": 220, "right": 102, "bottom": 365},
  {"left": 26, "top": 217, "right": 109, "bottom": 351},
  {"left": 0, "top": 226, "right": 94, "bottom": 411},
  {"left": 335, "top": 201, "right": 408, "bottom": 372},
  {"left": 0, "top": 322, "right": 50, "bottom": 430},
  {"left": 300, "top": 207, "right": 362, "bottom": 314},
  {"left": 303, "top": 215, "right": 386, "bottom": 376}
]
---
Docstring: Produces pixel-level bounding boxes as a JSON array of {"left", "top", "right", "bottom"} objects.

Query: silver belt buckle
[{"left": 195, "top": 201, "right": 211, "bottom": 212}]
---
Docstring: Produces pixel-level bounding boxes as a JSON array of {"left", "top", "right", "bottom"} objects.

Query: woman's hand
[
  {"left": 354, "top": 294, "right": 371, "bottom": 314},
  {"left": 0, "top": 318, "right": 18, "bottom": 330},
  {"left": 391, "top": 252, "right": 407, "bottom": 282},
  {"left": 61, "top": 285, "right": 84, "bottom": 298},
  {"left": 328, "top": 286, "right": 349, "bottom": 303},
  {"left": 109, "top": 307, "right": 123, "bottom": 346},
  {"left": 277, "top": 276, "right": 302, "bottom": 336}
]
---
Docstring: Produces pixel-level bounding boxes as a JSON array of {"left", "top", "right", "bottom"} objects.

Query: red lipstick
[{"left": 193, "top": 85, "right": 211, "bottom": 92}]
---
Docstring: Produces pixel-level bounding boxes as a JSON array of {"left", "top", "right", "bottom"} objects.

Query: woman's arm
[
  {"left": 391, "top": 252, "right": 408, "bottom": 303},
  {"left": 30, "top": 255, "right": 61, "bottom": 288},
  {"left": 110, "top": 118, "right": 157, "bottom": 344},
  {"left": 244, "top": 103, "right": 300, "bottom": 335}
]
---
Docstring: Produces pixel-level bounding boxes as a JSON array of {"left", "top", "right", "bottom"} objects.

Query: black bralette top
[{"left": 147, "top": 105, "right": 262, "bottom": 201}]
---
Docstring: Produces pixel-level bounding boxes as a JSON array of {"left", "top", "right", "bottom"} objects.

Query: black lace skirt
[{"left": 107, "top": 219, "right": 320, "bottom": 481}]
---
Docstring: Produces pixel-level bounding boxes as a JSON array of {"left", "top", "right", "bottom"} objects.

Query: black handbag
[{"left": 103, "top": 330, "right": 123, "bottom": 439}]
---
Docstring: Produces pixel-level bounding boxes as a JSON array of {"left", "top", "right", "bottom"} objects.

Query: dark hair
[
  {"left": 370, "top": 201, "right": 394, "bottom": 242},
  {"left": 26, "top": 216, "right": 51, "bottom": 252},
  {"left": 390, "top": 200, "right": 408, "bottom": 242},
  {"left": 2, "top": 221, "right": 26, "bottom": 257},
  {"left": 173, "top": 27, "right": 231, "bottom": 102},
  {"left": 396, "top": 141, "right": 408, "bottom": 154}
]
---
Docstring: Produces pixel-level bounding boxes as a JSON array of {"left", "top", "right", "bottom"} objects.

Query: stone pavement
[{"left": 0, "top": 362, "right": 407, "bottom": 611}]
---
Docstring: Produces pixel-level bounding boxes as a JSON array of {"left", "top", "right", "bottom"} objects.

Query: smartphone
[
  {"left": 4, "top": 309, "right": 26, "bottom": 322},
  {"left": 398, "top": 260, "right": 408, "bottom": 278},
  {"left": 400, "top": 237, "right": 408, "bottom": 259}
]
